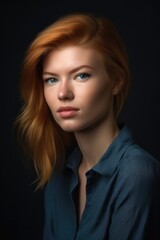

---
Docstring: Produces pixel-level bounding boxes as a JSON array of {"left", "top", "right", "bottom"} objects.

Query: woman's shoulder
[
  {"left": 122, "top": 143, "right": 160, "bottom": 168},
  {"left": 117, "top": 143, "right": 160, "bottom": 187},
  {"left": 111, "top": 124, "right": 160, "bottom": 176}
]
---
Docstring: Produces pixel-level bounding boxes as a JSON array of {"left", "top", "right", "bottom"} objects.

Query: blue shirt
[{"left": 43, "top": 125, "right": 160, "bottom": 240}]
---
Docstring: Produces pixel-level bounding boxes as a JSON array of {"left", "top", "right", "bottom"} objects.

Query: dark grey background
[{"left": 2, "top": 1, "right": 160, "bottom": 239}]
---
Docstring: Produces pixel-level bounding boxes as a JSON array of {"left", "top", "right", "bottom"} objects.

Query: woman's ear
[{"left": 112, "top": 77, "right": 124, "bottom": 95}]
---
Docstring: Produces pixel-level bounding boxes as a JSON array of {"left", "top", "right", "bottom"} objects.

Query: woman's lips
[{"left": 57, "top": 107, "right": 79, "bottom": 118}]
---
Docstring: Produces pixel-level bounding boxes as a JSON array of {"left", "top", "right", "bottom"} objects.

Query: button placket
[{"left": 80, "top": 170, "right": 97, "bottom": 222}]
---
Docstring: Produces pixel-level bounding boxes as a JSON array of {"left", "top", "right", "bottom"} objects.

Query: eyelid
[
  {"left": 43, "top": 77, "right": 58, "bottom": 84},
  {"left": 74, "top": 72, "right": 91, "bottom": 80}
]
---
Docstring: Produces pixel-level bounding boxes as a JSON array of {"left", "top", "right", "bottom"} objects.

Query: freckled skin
[{"left": 43, "top": 45, "right": 116, "bottom": 133}]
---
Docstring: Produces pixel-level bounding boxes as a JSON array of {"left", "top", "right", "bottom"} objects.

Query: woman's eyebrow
[
  {"left": 69, "top": 65, "right": 94, "bottom": 74},
  {"left": 42, "top": 65, "right": 94, "bottom": 76}
]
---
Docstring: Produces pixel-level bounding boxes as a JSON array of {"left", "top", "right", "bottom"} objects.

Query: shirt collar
[{"left": 66, "top": 125, "right": 134, "bottom": 177}]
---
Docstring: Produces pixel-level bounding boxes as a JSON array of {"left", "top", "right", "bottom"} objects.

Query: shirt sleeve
[{"left": 109, "top": 154, "right": 160, "bottom": 240}]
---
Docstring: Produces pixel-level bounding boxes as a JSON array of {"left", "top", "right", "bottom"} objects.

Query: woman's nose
[{"left": 58, "top": 80, "right": 74, "bottom": 101}]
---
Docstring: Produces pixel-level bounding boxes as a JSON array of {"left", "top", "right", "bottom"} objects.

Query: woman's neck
[{"left": 74, "top": 119, "right": 119, "bottom": 172}]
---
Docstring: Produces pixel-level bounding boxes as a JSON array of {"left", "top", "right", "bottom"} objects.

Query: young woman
[{"left": 16, "top": 13, "right": 160, "bottom": 239}]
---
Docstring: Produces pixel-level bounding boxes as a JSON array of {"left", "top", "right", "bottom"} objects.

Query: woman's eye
[
  {"left": 44, "top": 77, "right": 58, "bottom": 85},
  {"left": 76, "top": 73, "right": 91, "bottom": 80}
]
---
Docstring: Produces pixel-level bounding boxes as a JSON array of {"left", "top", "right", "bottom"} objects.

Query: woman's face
[{"left": 42, "top": 45, "right": 117, "bottom": 133}]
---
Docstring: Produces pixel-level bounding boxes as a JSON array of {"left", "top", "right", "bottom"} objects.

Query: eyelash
[
  {"left": 43, "top": 77, "right": 58, "bottom": 84},
  {"left": 75, "top": 72, "right": 91, "bottom": 80}
]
